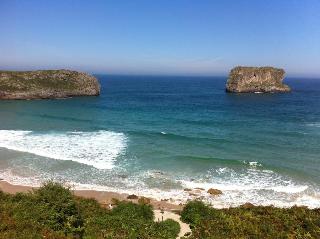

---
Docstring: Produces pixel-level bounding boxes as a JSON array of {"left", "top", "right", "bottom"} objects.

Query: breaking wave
[{"left": 0, "top": 130, "right": 127, "bottom": 169}]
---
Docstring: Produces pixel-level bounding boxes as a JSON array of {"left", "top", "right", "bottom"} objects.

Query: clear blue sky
[{"left": 1, "top": 0, "right": 320, "bottom": 77}]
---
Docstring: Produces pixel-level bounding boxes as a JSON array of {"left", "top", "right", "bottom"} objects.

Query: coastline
[
  {"left": 1, "top": 175, "right": 320, "bottom": 209},
  {"left": 0, "top": 179, "right": 192, "bottom": 237},
  {"left": 1, "top": 180, "right": 319, "bottom": 238},
  {"left": 1, "top": 76, "right": 320, "bottom": 210},
  {"left": 0, "top": 180, "right": 182, "bottom": 211}
]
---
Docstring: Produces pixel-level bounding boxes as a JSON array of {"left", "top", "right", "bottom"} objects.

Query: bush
[
  {"left": 181, "top": 201, "right": 320, "bottom": 239},
  {"left": 111, "top": 200, "right": 154, "bottom": 221},
  {"left": 180, "top": 200, "right": 211, "bottom": 227},
  {"left": 154, "top": 219, "right": 180, "bottom": 238},
  {"left": 34, "top": 181, "right": 84, "bottom": 237},
  {"left": 0, "top": 182, "right": 180, "bottom": 239}
]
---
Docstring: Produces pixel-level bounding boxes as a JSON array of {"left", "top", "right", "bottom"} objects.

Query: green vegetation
[
  {"left": 0, "top": 182, "right": 180, "bottom": 239},
  {"left": 1, "top": 183, "right": 320, "bottom": 239},
  {"left": 0, "top": 70, "right": 78, "bottom": 92},
  {"left": 180, "top": 201, "right": 320, "bottom": 239}
]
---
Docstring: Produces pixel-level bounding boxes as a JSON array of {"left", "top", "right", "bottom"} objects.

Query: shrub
[
  {"left": 181, "top": 201, "right": 320, "bottom": 239},
  {"left": 180, "top": 200, "right": 212, "bottom": 227},
  {"left": 32, "top": 181, "right": 84, "bottom": 237},
  {"left": 0, "top": 182, "right": 180, "bottom": 239},
  {"left": 111, "top": 200, "right": 154, "bottom": 221},
  {"left": 154, "top": 219, "right": 181, "bottom": 238}
]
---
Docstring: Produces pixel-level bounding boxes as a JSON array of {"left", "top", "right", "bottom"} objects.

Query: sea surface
[{"left": 0, "top": 75, "right": 320, "bottom": 208}]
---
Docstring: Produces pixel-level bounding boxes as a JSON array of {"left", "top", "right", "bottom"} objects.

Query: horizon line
[{"left": 0, "top": 67, "right": 319, "bottom": 79}]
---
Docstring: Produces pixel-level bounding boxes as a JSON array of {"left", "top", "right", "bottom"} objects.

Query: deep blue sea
[{"left": 0, "top": 75, "right": 320, "bottom": 207}]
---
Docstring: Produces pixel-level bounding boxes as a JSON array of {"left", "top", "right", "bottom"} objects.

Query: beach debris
[{"left": 207, "top": 188, "right": 222, "bottom": 196}]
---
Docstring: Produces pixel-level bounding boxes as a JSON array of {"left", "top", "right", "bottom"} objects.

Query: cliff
[
  {"left": 0, "top": 70, "right": 100, "bottom": 99},
  {"left": 226, "top": 66, "right": 291, "bottom": 93}
]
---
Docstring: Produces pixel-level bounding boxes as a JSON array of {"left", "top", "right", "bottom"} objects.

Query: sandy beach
[{"left": 0, "top": 180, "right": 182, "bottom": 211}]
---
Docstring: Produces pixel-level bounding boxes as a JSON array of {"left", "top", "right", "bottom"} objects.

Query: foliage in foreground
[
  {"left": 180, "top": 201, "right": 320, "bottom": 239},
  {"left": 2, "top": 183, "right": 320, "bottom": 239},
  {"left": 0, "top": 182, "right": 180, "bottom": 239}
]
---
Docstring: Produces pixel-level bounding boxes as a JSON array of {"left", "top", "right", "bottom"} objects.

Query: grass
[{"left": 180, "top": 201, "right": 320, "bottom": 239}]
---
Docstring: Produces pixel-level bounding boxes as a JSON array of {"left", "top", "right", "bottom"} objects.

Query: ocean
[{"left": 0, "top": 75, "right": 320, "bottom": 208}]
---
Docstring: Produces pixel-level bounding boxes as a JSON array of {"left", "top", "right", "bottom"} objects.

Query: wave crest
[{"left": 0, "top": 130, "right": 127, "bottom": 169}]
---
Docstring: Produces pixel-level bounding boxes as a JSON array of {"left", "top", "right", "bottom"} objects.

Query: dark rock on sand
[
  {"left": 0, "top": 69, "right": 100, "bottom": 99},
  {"left": 127, "top": 194, "right": 139, "bottom": 200},
  {"left": 188, "top": 193, "right": 198, "bottom": 197},
  {"left": 226, "top": 66, "right": 291, "bottom": 93},
  {"left": 207, "top": 188, "right": 222, "bottom": 196},
  {"left": 241, "top": 202, "right": 255, "bottom": 208}
]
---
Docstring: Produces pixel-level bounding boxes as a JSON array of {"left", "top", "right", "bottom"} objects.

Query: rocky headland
[
  {"left": 0, "top": 69, "right": 100, "bottom": 99},
  {"left": 226, "top": 66, "right": 291, "bottom": 93}
]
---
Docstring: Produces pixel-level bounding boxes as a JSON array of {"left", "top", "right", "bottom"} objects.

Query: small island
[
  {"left": 0, "top": 69, "right": 100, "bottom": 100},
  {"left": 226, "top": 66, "right": 291, "bottom": 93}
]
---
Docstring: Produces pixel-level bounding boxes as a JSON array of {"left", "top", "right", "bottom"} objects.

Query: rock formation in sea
[
  {"left": 0, "top": 69, "right": 100, "bottom": 99},
  {"left": 226, "top": 66, "right": 291, "bottom": 93}
]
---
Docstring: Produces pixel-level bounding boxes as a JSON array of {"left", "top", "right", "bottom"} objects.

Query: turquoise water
[{"left": 0, "top": 75, "right": 320, "bottom": 207}]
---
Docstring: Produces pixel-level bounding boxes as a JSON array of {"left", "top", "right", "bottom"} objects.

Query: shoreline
[
  {"left": 0, "top": 180, "right": 183, "bottom": 211},
  {"left": 1, "top": 178, "right": 320, "bottom": 209}
]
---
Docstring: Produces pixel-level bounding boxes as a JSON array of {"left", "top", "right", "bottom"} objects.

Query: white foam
[
  {"left": 0, "top": 130, "right": 127, "bottom": 169},
  {"left": 176, "top": 166, "right": 320, "bottom": 208},
  {"left": 271, "top": 185, "right": 308, "bottom": 193},
  {"left": 306, "top": 123, "right": 320, "bottom": 127},
  {"left": 0, "top": 154, "right": 319, "bottom": 208},
  {"left": 242, "top": 161, "right": 263, "bottom": 167},
  {"left": 1, "top": 169, "right": 320, "bottom": 209},
  {"left": 248, "top": 161, "right": 261, "bottom": 167}
]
